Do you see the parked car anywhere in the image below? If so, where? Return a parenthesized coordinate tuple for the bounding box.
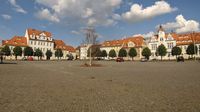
(116, 57, 124, 62)
(27, 56, 33, 61)
(140, 58, 148, 62)
(177, 56, 184, 62)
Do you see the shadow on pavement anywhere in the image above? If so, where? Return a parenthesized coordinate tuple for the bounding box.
(0, 62, 17, 64)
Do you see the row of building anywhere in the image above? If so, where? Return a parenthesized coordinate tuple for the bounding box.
(1, 26, 200, 60)
(1, 28, 76, 60)
(77, 26, 200, 60)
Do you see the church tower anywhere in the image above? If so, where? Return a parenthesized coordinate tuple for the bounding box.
(157, 25, 166, 43)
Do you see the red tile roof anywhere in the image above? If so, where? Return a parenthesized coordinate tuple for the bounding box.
(27, 28, 52, 38)
(54, 40, 75, 52)
(2, 36, 28, 47)
(102, 36, 144, 47)
(172, 32, 200, 45)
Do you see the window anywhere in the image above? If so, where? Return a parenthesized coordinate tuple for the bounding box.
(167, 43, 173, 49)
(160, 37, 163, 41)
(151, 44, 157, 50)
(38, 42, 40, 45)
(47, 42, 49, 46)
(34, 41, 36, 45)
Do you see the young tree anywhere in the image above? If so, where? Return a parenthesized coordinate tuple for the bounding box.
(157, 44, 167, 61)
(109, 49, 116, 59)
(24, 47, 33, 57)
(186, 43, 198, 58)
(46, 50, 52, 60)
(2, 45, 11, 57)
(55, 48, 63, 60)
(128, 47, 137, 61)
(171, 46, 182, 59)
(142, 47, 151, 60)
(13, 46, 22, 60)
(118, 48, 127, 58)
(101, 50, 107, 59)
(34, 48, 43, 60)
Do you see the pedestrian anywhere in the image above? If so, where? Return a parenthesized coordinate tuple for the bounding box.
(0, 55, 3, 63)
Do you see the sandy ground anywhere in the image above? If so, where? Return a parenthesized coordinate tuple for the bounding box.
(0, 60, 200, 112)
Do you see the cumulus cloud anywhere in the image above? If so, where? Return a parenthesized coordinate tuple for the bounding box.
(162, 15, 200, 33)
(133, 31, 154, 38)
(1, 14, 12, 20)
(35, 8, 60, 23)
(122, 1, 176, 23)
(8, 0, 27, 14)
(34, 0, 122, 26)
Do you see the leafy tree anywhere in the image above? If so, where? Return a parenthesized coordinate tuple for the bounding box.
(101, 50, 107, 58)
(46, 50, 52, 60)
(128, 47, 137, 60)
(157, 44, 167, 61)
(55, 48, 63, 60)
(66, 53, 74, 60)
(142, 47, 151, 60)
(171, 46, 182, 59)
(34, 48, 43, 60)
(13, 46, 22, 60)
(24, 47, 33, 57)
(186, 43, 198, 58)
(2, 45, 11, 56)
(118, 48, 127, 58)
(109, 49, 116, 58)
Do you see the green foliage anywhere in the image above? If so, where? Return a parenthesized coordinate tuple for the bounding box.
(24, 47, 33, 57)
(2, 45, 11, 56)
(55, 49, 63, 59)
(34, 48, 43, 60)
(118, 48, 127, 57)
(171, 46, 182, 58)
(142, 47, 151, 60)
(109, 49, 116, 58)
(101, 50, 107, 57)
(46, 50, 52, 60)
(13, 46, 22, 60)
(157, 44, 167, 60)
(186, 44, 198, 56)
(128, 47, 137, 60)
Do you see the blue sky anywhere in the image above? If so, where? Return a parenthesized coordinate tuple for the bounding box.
(0, 0, 200, 47)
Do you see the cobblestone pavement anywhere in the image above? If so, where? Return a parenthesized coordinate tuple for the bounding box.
(0, 61, 200, 112)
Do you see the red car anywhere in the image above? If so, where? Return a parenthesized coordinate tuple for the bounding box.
(116, 57, 124, 62)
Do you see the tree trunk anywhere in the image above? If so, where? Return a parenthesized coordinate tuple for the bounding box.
(38, 56, 39, 61)
(161, 56, 163, 61)
(176, 55, 177, 60)
(15, 55, 17, 60)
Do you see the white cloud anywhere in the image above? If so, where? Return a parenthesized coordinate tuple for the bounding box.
(35, 8, 60, 23)
(34, 0, 122, 26)
(122, 1, 176, 23)
(71, 30, 81, 35)
(162, 15, 200, 33)
(133, 31, 154, 38)
(8, 0, 27, 14)
(1, 14, 12, 20)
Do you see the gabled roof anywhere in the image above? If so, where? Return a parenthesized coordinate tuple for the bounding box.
(2, 36, 28, 47)
(27, 28, 52, 38)
(54, 40, 75, 52)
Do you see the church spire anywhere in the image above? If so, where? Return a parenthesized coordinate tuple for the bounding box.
(158, 25, 164, 32)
